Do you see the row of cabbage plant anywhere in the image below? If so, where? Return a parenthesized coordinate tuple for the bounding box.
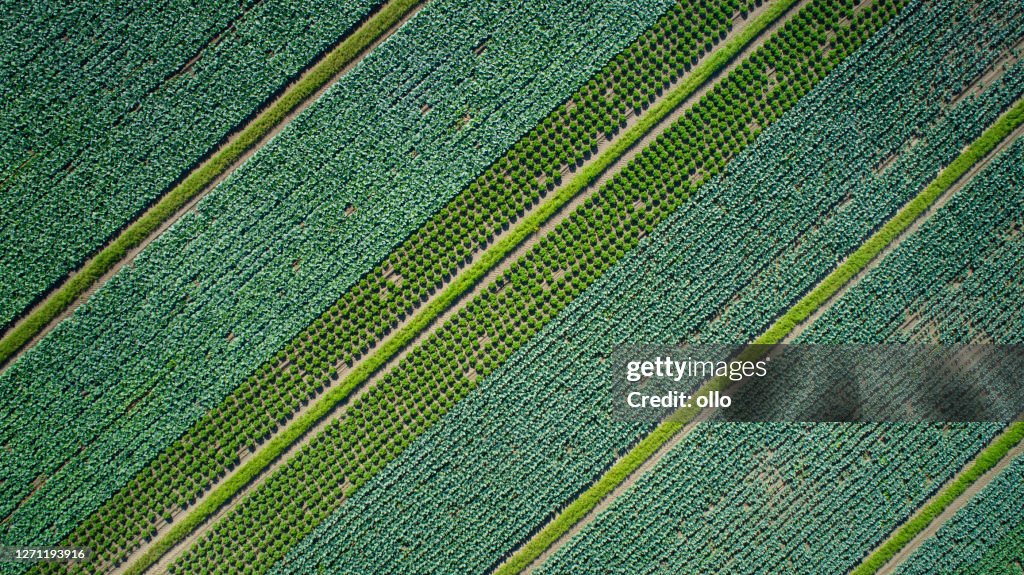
(1, 1, 674, 570)
(537, 424, 1002, 574)
(0, 0, 389, 327)
(731, 136, 1024, 423)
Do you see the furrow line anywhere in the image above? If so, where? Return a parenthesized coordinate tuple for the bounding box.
(498, 94, 1024, 575)
(124, 3, 804, 573)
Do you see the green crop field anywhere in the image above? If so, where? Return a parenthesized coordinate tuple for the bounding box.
(2, 0, 1022, 574)
(0, 0, 390, 330)
(894, 451, 1024, 575)
(534, 131, 1024, 575)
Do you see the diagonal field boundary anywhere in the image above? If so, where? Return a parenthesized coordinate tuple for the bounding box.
(0, 0, 426, 370)
(118, 2, 805, 573)
(851, 425, 1024, 575)
(138, 0, 801, 569)
(492, 95, 1024, 575)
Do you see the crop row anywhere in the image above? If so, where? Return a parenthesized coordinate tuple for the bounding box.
(46, 0, 748, 571)
(0, 0, 388, 329)
(741, 135, 1024, 423)
(893, 453, 1024, 574)
(170, 1, 952, 572)
(856, 422, 1024, 575)
(538, 424, 1002, 574)
(536, 124, 1024, 575)
(2, 0, 673, 570)
(0, 0, 428, 370)
(814, 137, 1024, 574)
(260, 3, 1024, 573)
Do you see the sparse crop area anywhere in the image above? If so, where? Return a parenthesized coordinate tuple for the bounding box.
(537, 424, 1004, 575)
(1, 0, 1022, 574)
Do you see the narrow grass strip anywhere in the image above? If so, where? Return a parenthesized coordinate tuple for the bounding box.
(850, 422, 1024, 575)
(0, 0, 424, 368)
(759, 100, 1024, 345)
(493, 96, 1024, 575)
(122, 3, 800, 573)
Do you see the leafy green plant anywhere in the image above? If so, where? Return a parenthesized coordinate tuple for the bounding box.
(0, 0, 398, 335)
(6, 1, 674, 573)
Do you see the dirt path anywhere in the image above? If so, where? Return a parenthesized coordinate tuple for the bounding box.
(786, 119, 1024, 342)
(0, 0, 427, 374)
(138, 2, 806, 572)
(515, 119, 1024, 575)
(869, 439, 1024, 575)
(485, 1, 825, 572)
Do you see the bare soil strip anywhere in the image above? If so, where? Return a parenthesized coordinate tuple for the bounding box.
(133, 2, 800, 572)
(0, 0, 426, 372)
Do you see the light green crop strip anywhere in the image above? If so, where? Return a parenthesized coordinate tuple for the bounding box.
(495, 95, 1024, 575)
(122, 1, 802, 573)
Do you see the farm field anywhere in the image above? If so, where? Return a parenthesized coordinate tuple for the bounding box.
(893, 452, 1024, 575)
(0, 0, 672, 570)
(47, 0, 773, 571)
(170, 1, 1024, 574)
(1, 0, 1022, 574)
(163, 0, 910, 572)
(532, 132, 1024, 575)
(537, 424, 1005, 575)
(0, 0, 392, 331)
